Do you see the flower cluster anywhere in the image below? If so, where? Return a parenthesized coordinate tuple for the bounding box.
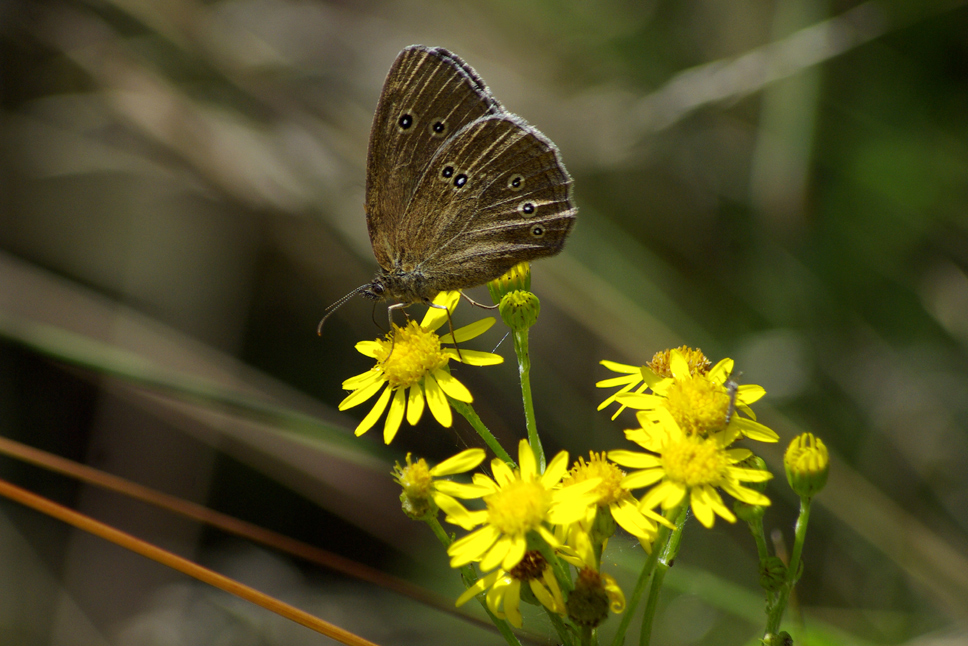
(602, 347, 776, 528)
(331, 264, 821, 642)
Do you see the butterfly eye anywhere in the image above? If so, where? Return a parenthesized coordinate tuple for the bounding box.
(440, 165, 455, 180)
(530, 225, 545, 238)
(454, 173, 468, 188)
(519, 201, 536, 215)
(429, 119, 449, 137)
(507, 174, 525, 191)
(397, 113, 414, 131)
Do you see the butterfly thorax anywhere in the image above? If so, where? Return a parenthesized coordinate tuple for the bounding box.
(364, 267, 437, 304)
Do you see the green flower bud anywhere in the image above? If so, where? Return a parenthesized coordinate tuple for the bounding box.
(759, 556, 787, 592)
(499, 290, 540, 331)
(487, 261, 531, 304)
(566, 567, 610, 628)
(761, 631, 793, 646)
(784, 433, 829, 500)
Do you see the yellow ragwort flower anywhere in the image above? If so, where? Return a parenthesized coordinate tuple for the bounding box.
(615, 348, 778, 443)
(444, 439, 601, 572)
(610, 409, 773, 528)
(393, 449, 487, 520)
(596, 346, 711, 420)
(560, 452, 669, 546)
(338, 291, 502, 444)
(456, 550, 565, 628)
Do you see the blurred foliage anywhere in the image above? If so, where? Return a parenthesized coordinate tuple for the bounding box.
(2, 0, 968, 644)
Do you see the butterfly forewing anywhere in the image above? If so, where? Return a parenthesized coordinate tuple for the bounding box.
(394, 115, 575, 290)
(365, 46, 503, 268)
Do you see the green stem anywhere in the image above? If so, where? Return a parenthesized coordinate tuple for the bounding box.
(513, 329, 544, 471)
(426, 517, 522, 646)
(748, 514, 770, 562)
(450, 398, 515, 466)
(580, 624, 594, 646)
(639, 506, 687, 646)
(764, 497, 811, 636)
(609, 504, 684, 646)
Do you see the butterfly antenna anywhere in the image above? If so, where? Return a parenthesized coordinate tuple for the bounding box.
(317, 284, 370, 336)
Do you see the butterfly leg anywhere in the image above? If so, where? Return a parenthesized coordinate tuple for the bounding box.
(458, 291, 499, 310)
(425, 300, 464, 363)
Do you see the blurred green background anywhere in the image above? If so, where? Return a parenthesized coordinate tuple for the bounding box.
(2, 0, 968, 644)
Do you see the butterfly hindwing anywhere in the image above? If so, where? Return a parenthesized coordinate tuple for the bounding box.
(394, 114, 575, 291)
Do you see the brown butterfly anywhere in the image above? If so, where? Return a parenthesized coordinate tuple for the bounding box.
(321, 45, 576, 330)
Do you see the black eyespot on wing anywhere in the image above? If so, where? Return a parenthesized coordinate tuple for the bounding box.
(454, 174, 468, 188)
(398, 113, 413, 130)
(440, 165, 455, 180)
(519, 201, 535, 215)
(430, 120, 449, 137)
(530, 225, 545, 237)
(507, 173, 524, 191)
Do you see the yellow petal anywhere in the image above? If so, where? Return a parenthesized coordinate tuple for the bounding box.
(518, 439, 536, 480)
(448, 525, 501, 567)
(541, 450, 569, 487)
(596, 374, 641, 389)
(406, 381, 425, 425)
(491, 459, 514, 485)
(737, 384, 766, 405)
(431, 448, 486, 476)
(456, 570, 499, 607)
(439, 317, 495, 344)
(433, 369, 473, 402)
(690, 487, 715, 528)
(734, 417, 780, 442)
(669, 350, 691, 379)
(435, 480, 492, 499)
(501, 535, 528, 571)
(424, 375, 453, 427)
(383, 387, 406, 444)
(353, 386, 391, 436)
(421, 291, 460, 331)
(600, 360, 641, 374)
(341, 369, 382, 390)
(609, 450, 661, 469)
(622, 469, 665, 490)
(707, 358, 734, 383)
(354, 340, 383, 358)
(443, 348, 504, 365)
(338, 376, 384, 410)
(503, 579, 523, 627)
(481, 536, 512, 572)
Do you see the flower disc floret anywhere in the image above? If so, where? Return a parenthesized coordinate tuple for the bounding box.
(377, 321, 448, 389)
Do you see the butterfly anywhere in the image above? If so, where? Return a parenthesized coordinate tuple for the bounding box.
(321, 45, 576, 330)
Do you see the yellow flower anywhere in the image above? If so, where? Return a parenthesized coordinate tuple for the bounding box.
(560, 453, 670, 547)
(455, 550, 565, 628)
(614, 348, 778, 443)
(610, 410, 773, 528)
(596, 346, 711, 420)
(444, 439, 601, 572)
(393, 449, 487, 520)
(338, 292, 502, 444)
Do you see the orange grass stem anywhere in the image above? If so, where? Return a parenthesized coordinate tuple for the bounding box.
(0, 435, 438, 606)
(0, 476, 380, 646)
